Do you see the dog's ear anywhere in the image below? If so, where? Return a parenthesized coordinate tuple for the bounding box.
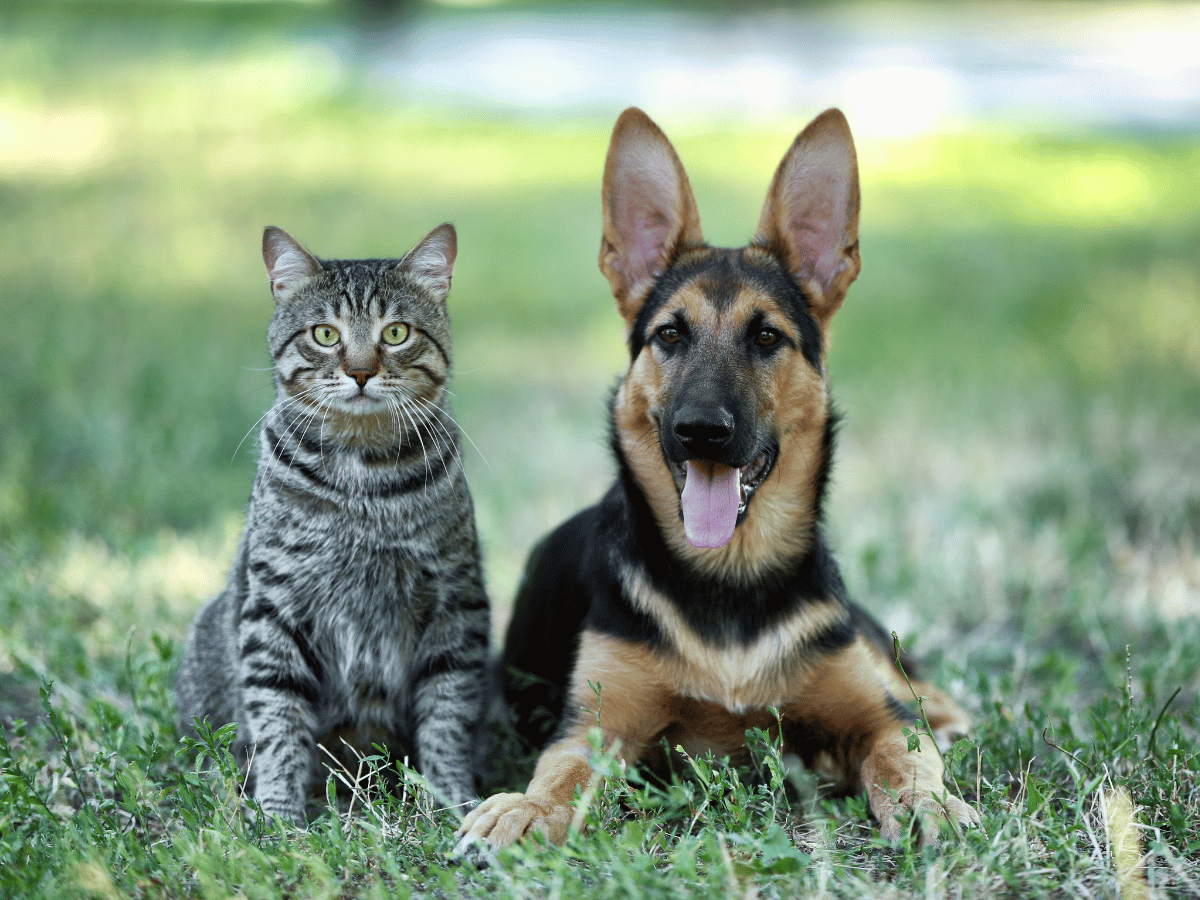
(600, 108, 704, 324)
(756, 108, 860, 327)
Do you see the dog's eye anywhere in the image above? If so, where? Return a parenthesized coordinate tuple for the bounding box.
(657, 326, 682, 345)
(755, 328, 781, 347)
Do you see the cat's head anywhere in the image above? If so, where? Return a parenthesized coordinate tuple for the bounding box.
(261, 224, 457, 419)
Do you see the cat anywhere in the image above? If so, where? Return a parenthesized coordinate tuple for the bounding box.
(175, 223, 490, 825)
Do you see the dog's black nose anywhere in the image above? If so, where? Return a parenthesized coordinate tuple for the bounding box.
(673, 404, 735, 452)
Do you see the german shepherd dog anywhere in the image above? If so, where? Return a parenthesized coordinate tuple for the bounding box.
(458, 108, 978, 850)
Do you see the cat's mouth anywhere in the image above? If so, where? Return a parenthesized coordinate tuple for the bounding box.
(345, 398, 387, 416)
(334, 384, 387, 414)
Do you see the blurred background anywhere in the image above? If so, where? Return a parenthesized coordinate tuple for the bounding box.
(1, 0, 1198, 719)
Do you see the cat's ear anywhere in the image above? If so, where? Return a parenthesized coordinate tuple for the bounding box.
(262, 227, 322, 303)
(399, 223, 457, 303)
(600, 107, 704, 325)
(754, 108, 860, 327)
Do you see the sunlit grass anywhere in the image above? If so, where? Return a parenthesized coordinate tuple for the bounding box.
(861, 135, 1195, 226)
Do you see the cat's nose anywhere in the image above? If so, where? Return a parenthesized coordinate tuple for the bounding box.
(348, 368, 375, 388)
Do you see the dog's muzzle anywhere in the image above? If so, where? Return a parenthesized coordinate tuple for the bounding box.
(665, 403, 775, 549)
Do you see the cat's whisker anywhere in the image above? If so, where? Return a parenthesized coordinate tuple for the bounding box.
(413, 399, 457, 486)
(233, 412, 273, 464)
(406, 394, 464, 482)
(234, 398, 294, 463)
(317, 403, 331, 460)
(383, 396, 405, 464)
(275, 391, 323, 442)
(407, 393, 469, 471)
(402, 402, 439, 493)
(271, 397, 325, 486)
(433, 385, 482, 451)
(382, 395, 408, 459)
(393, 397, 433, 492)
(232, 387, 324, 463)
(411, 392, 488, 470)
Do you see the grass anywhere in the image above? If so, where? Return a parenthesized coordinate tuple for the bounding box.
(2, 3, 1199, 897)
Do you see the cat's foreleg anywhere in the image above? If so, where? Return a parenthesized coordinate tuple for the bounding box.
(410, 599, 489, 810)
(238, 601, 323, 825)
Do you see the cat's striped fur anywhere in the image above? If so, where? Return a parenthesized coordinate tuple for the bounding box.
(175, 223, 489, 824)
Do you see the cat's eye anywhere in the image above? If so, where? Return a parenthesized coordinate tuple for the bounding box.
(312, 325, 340, 347)
(381, 322, 410, 346)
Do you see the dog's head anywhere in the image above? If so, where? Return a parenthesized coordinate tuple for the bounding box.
(603, 108, 860, 573)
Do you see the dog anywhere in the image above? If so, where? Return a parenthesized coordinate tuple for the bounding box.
(458, 107, 978, 851)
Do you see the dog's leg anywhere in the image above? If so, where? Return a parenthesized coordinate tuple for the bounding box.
(852, 601, 972, 750)
(457, 631, 670, 850)
(858, 725, 978, 845)
(785, 636, 979, 846)
(870, 647, 972, 750)
(899, 680, 972, 750)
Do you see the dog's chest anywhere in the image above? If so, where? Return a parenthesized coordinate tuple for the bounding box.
(663, 699, 777, 763)
(668, 636, 796, 714)
(625, 571, 840, 714)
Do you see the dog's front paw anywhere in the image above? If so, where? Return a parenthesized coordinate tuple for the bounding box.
(453, 792, 573, 851)
(869, 784, 980, 847)
(862, 733, 981, 847)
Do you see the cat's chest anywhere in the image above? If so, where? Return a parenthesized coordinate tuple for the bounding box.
(245, 494, 446, 721)
(297, 536, 436, 655)
(326, 613, 416, 689)
(253, 481, 437, 582)
(310, 576, 428, 729)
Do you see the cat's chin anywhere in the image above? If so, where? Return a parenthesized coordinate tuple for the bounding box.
(320, 406, 400, 448)
(337, 394, 389, 416)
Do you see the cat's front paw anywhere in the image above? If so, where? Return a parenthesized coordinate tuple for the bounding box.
(248, 796, 308, 831)
(453, 792, 572, 851)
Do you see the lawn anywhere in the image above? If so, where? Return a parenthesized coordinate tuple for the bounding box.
(1, 3, 1198, 898)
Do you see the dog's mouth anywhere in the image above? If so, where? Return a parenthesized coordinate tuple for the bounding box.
(673, 448, 775, 549)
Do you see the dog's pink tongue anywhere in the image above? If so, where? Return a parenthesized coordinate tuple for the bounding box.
(680, 461, 740, 549)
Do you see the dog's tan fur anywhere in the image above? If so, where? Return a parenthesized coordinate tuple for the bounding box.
(459, 107, 976, 853)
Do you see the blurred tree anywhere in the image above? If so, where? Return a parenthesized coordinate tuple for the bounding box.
(344, 0, 419, 29)
(341, 0, 420, 64)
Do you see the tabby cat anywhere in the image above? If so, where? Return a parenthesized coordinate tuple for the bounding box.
(175, 223, 489, 824)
